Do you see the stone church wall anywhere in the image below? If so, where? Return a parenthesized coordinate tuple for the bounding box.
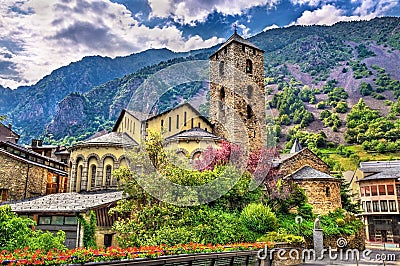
(279, 149, 330, 175)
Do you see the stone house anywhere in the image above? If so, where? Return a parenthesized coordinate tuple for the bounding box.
(0, 141, 68, 202)
(6, 190, 123, 249)
(288, 165, 342, 214)
(0, 123, 19, 144)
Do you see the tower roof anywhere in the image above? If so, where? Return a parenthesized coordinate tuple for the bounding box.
(210, 31, 264, 58)
(290, 138, 303, 154)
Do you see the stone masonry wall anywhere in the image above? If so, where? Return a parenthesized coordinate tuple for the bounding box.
(210, 40, 266, 153)
(0, 153, 48, 201)
(298, 180, 342, 215)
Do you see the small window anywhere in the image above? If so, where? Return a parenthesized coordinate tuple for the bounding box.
(65, 216, 78, 225)
(168, 117, 172, 132)
(365, 186, 371, 196)
(253, 48, 256, 55)
(387, 185, 395, 195)
(242, 44, 245, 52)
(106, 165, 112, 187)
(205, 128, 208, 132)
(366, 201, 371, 212)
(389, 200, 397, 212)
(38, 216, 51, 225)
(176, 115, 179, 129)
(161, 119, 164, 129)
(371, 186, 378, 196)
(380, 201, 388, 212)
(198, 122, 201, 128)
(0, 189, 8, 202)
(360, 187, 365, 197)
(216, 53, 219, 60)
(378, 185, 386, 195)
(220, 87, 225, 102)
(245, 59, 253, 74)
(224, 47, 227, 54)
(184, 112, 187, 126)
(191, 118, 194, 129)
(247, 105, 252, 119)
(326, 187, 331, 197)
(372, 201, 379, 212)
(52, 216, 64, 225)
(91, 165, 96, 189)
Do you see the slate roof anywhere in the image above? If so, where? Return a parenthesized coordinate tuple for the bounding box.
(165, 127, 222, 141)
(357, 170, 400, 182)
(75, 132, 138, 148)
(212, 32, 264, 57)
(290, 165, 337, 181)
(359, 160, 400, 173)
(6, 191, 124, 213)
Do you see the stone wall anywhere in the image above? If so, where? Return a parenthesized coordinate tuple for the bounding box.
(279, 149, 330, 175)
(298, 179, 342, 215)
(0, 153, 47, 201)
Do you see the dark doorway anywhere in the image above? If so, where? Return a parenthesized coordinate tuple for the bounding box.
(104, 234, 113, 247)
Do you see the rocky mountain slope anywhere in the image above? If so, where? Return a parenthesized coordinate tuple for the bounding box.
(2, 17, 400, 146)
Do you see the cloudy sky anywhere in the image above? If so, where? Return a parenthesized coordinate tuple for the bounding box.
(1, 0, 399, 89)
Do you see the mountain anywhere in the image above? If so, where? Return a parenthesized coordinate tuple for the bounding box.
(3, 48, 205, 142)
(3, 17, 400, 146)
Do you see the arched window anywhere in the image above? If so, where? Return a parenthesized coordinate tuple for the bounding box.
(247, 104, 252, 119)
(246, 59, 253, 74)
(90, 165, 96, 189)
(105, 165, 112, 188)
(219, 61, 224, 76)
(193, 151, 202, 160)
(326, 187, 331, 197)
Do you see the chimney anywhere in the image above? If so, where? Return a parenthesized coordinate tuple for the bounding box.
(38, 140, 43, 146)
(32, 139, 37, 147)
(8, 124, 12, 130)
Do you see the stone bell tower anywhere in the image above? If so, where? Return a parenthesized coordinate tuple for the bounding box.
(209, 29, 266, 152)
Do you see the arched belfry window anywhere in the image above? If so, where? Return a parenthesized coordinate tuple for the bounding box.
(246, 59, 253, 74)
(105, 165, 112, 187)
(90, 165, 96, 189)
(219, 61, 224, 76)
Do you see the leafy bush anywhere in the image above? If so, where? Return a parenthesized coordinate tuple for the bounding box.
(240, 204, 277, 234)
(0, 205, 66, 252)
(257, 229, 305, 246)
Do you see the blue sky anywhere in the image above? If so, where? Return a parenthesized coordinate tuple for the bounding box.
(0, 0, 399, 89)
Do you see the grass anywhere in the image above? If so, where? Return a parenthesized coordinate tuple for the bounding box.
(320, 145, 400, 171)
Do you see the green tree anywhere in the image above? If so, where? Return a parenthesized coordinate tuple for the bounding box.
(0, 205, 66, 252)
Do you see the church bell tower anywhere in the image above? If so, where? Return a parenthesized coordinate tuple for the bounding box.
(209, 29, 266, 153)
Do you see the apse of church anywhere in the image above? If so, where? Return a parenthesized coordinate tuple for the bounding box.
(209, 31, 266, 153)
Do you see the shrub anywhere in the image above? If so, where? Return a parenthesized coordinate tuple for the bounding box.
(257, 229, 304, 246)
(240, 203, 277, 234)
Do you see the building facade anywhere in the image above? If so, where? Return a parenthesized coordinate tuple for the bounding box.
(355, 161, 400, 244)
(0, 141, 68, 202)
(0, 123, 19, 144)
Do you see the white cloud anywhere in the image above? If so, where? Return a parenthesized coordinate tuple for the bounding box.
(294, 4, 375, 26)
(263, 24, 279, 31)
(352, 0, 399, 16)
(0, 0, 223, 89)
(147, 0, 280, 25)
(290, 0, 323, 7)
(293, 0, 399, 26)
